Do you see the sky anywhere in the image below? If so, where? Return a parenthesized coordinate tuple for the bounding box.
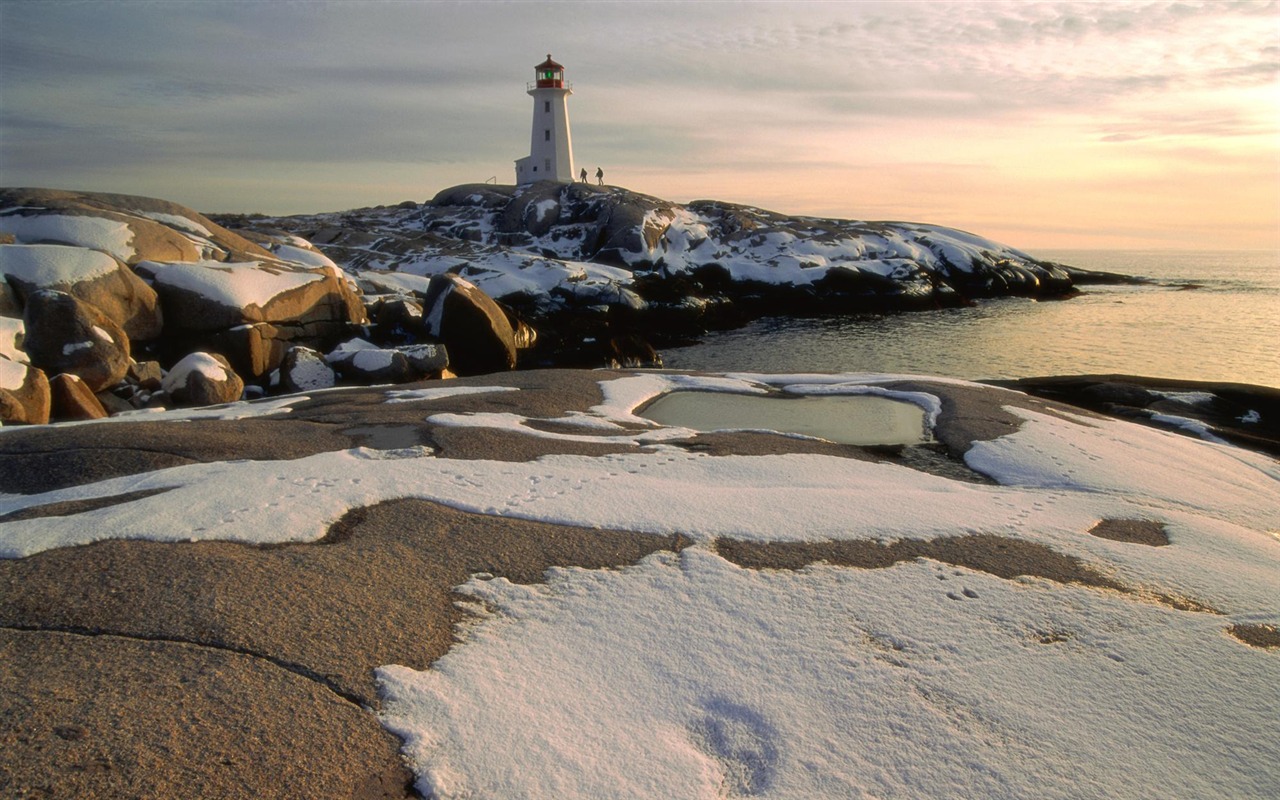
(0, 0, 1277, 250)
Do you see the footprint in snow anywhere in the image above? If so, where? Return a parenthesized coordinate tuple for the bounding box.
(690, 697, 778, 796)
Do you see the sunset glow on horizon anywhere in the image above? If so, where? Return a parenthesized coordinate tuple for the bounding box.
(1, 0, 1276, 252)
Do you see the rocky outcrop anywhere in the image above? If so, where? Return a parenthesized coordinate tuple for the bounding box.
(223, 182, 1115, 369)
(21, 290, 130, 392)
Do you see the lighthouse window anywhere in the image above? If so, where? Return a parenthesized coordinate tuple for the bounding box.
(545, 129, 550, 142)
(544, 100, 551, 113)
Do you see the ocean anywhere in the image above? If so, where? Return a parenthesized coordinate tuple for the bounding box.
(661, 250, 1279, 389)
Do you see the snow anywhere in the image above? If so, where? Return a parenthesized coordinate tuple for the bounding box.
(532, 198, 558, 224)
(136, 259, 325, 309)
(271, 243, 338, 269)
(0, 243, 121, 286)
(284, 350, 335, 390)
(0, 357, 28, 391)
(161, 352, 227, 394)
(61, 341, 93, 356)
(129, 210, 212, 238)
(379, 549, 1278, 800)
(0, 213, 135, 262)
(0, 318, 25, 363)
(1152, 390, 1217, 406)
(385, 386, 520, 404)
(352, 349, 397, 372)
(1150, 413, 1231, 445)
(0, 371, 1276, 798)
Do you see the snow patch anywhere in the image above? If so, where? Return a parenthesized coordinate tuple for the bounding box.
(137, 260, 325, 309)
(0, 214, 135, 262)
(0, 244, 121, 286)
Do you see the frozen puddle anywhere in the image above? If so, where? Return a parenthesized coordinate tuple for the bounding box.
(638, 391, 931, 445)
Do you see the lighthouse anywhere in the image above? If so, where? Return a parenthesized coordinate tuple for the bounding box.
(515, 55, 575, 184)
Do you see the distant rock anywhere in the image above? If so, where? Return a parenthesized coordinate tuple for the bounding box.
(161, 351, 244, 407)
(21, 290, 130, 392)
(0, 358, 50, 425)
(126, 360, 164, 391)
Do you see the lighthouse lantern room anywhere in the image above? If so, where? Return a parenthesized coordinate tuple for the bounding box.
(515, 55, 575, 184)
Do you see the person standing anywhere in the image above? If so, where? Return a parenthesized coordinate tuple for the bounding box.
(596, 166, 604, 186)
(580, 167, 588, 183)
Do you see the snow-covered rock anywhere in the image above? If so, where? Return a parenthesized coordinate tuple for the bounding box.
(0, 243, 163, 341)
(280, 345, 336, 393)
(21, 289, 130, 392)
(325, 338, 449, 385)
(161, 351, 244, 407)
(0, 316, 24, 363)
(133, 259, 362, 334)
(235, 182, 1084, 330)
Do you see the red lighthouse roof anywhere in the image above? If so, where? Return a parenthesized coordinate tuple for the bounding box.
(534, 54, 565, 89)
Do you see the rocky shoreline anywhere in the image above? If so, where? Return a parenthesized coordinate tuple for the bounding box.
(2, 184, 1151, 427)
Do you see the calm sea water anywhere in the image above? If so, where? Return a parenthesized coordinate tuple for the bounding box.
(662, 250, 1280, 388)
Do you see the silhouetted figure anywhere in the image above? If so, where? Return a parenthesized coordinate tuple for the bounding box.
(596, 167, 604, 186)
(580, 167, 587, 183)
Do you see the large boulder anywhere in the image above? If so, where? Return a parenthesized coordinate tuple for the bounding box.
(421, 274, 516, 376)
(161, 352, 244, 407)
(0, 243, 163, 341)
(133, 259, 365, 334)
(21, 290, 130, 392)
(0, 358, 50, 425)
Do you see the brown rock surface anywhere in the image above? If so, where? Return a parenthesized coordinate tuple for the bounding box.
(48, 372, 108, 421)
(0, 369, 1181, 796)
(21, 289, 130, 392)
(0, 359, 50, 425)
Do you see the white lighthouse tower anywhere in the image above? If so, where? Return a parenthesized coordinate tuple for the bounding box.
(515, 55, 575, 184)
